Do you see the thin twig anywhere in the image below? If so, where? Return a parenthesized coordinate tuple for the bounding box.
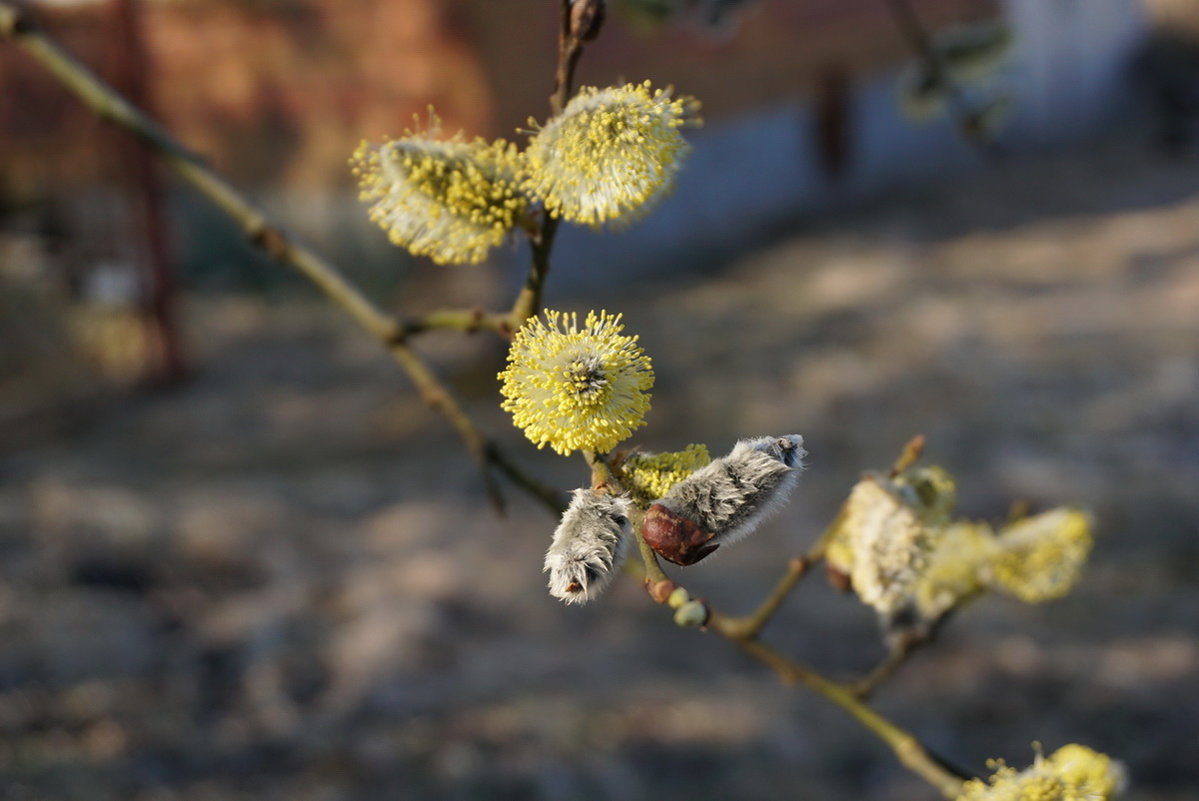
(510, 0, 586, 326)
(883, 0, 1003, 159)
(551, 0, 586, 116)
(709, 556, 813, 641)
(511, 215, 560, 325)
(490, 445, 568, 515)
(393, 307, 517, 342)
(738, 639, 967, 798)
(0, 2, 563, 514)
(850, 631, 928, 700)
(710, 505, 845, 640)
(889, 432, 926, 477)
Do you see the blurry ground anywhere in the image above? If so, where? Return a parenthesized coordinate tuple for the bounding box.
(2, 135, 1198, 801)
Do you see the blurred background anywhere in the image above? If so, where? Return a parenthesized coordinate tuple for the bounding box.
(2, 0, 1198, 799)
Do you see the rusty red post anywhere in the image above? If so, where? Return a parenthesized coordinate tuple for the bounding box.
(109, 0, 184, 384)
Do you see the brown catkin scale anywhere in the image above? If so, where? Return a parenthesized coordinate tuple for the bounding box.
(642, 503, 719, 566)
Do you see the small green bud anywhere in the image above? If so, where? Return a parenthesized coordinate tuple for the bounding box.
(673, 599, 709, 628)
(667, 587, 691, 609)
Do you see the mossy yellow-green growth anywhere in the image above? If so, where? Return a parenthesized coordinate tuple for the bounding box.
(351, 123, 527, 265)
(523, 81, 700, 227)
(498, 310, 654, 456)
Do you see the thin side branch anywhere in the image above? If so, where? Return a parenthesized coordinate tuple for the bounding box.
(394, 307, 517, 341)
(850, 631, 929, 700)
(883, 0, 1004, 159)
(510, 0, 588, 325)
(511, 215, 560, 325)
(738, 639, 967, 799)
(709, 556, 813, 641)
(710, 505, 846, 640)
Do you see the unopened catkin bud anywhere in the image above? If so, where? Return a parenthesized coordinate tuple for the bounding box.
(570, 0, 606, 42)
(838, 475, 937, 617)
(545, 489, 632, 604)
(667, 586, 691, 609)
(673, 599, 709, 628)
(642, 434, 805, 565)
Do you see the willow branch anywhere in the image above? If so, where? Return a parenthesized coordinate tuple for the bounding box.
(512, 216, 560, 325)
(619, 483, 965, 794)
(551, 0, 587, 117)
(739, 639, 967, 798)
(653, 572, 969, 797)
(710, 504, 846, 640)
(394, 307, 517, 341)
(851, 633, 928, 700)
(708, 556, 813, 641)
(0, 3, 565, 515)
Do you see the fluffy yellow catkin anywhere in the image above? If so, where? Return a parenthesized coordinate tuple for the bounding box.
(522, 81, 700, 227)
(498, 310, 654, 456)
(987, 508, 1093, 603)
(911, 519, 997, 622)
(351, 124, 526, 265)
(957, 743, 1126, 801)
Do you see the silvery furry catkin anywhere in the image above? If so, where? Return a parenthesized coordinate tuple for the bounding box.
(642, 434, 805, 565)
(544, 489, 633, 604)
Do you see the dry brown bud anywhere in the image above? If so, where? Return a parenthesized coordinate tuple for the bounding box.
(826, 562, 853, 593)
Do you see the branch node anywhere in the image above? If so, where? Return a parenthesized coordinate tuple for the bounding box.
(0, 3, 32, 38)
(466, 307, 485, 334)
(647, 578, 678, 604)
(248, 223, 289, 261)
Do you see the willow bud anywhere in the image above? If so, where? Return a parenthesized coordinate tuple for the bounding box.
(570, 0, 606, 42)
(642, 435, 805, 565)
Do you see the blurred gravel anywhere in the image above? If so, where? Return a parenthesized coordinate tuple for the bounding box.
(2, 136, 1198, 800)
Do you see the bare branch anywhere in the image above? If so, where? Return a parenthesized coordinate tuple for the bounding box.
(0, 3, 563, 515)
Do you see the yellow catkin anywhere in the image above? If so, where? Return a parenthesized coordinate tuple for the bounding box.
(498, 310, 654, 456)
(351, 125, 527, 265)
(837, 475, 940, 617)
(622, 444, 712, 501)
(957, 744, 1126, 801)
(987, 508, 1092, 603)
(912, 520, 997, 622)
(522, 81, 701, 227)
